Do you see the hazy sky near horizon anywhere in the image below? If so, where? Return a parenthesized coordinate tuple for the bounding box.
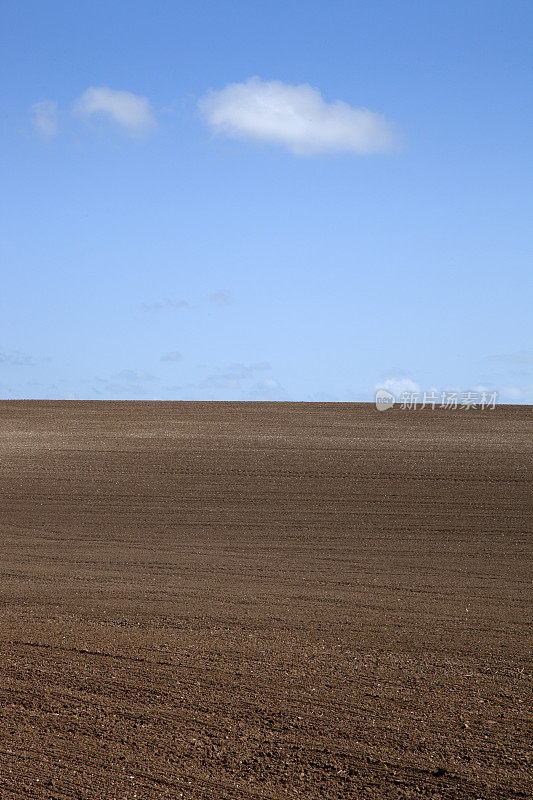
(1, 0, 532, 402)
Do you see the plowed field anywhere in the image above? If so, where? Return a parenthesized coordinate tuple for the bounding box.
(0, 401, 531, 799)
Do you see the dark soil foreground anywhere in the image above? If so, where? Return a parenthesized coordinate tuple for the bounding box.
(0, 401, 531, 800)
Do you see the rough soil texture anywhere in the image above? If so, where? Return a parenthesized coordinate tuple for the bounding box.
(0, 400, 531, 800)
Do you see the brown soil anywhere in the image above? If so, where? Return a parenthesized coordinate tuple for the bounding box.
(0, 400, 531, 799)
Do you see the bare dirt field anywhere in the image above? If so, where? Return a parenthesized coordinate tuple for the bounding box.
(0, 400, 531, 799)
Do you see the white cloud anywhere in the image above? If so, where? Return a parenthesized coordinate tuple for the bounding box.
(73, 87, 155, 134)
(198, 77, 398, 156)
(375, 377, 420, 398)
(30, 100, 59, 138)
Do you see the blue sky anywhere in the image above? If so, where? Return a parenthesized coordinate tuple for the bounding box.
(1, 0, 532, 402)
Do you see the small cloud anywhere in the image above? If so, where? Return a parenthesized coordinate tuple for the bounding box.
(375, 377, 420, 397)
(30, 99, 59, 138)
(73, 87, 156, 135)
(487, 351, 533, 365)
(118, 369, 155, 381)
(209, 291, 232, 306)
(141, 298, 189, 312)
(161, 351, 182, 362)
(199, 77, 399, 156)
